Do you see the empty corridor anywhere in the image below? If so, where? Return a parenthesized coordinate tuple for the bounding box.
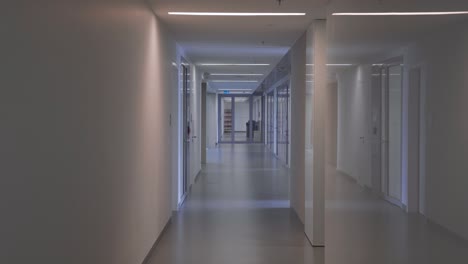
(146, 145, 468, 264)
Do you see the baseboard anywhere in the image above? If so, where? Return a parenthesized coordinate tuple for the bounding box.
(336, 170, 407, 211)
(424, 217, 468, 243)
(142, 217, 172, 264)
(304, 232, 325, 248)
(362, 184, 373, 193)
(336, 170, 374, 192)
(336, 169, 358, 183)
(290, 207, 305, 227)
(178, 193, 188, 209)
(194, 169, 202, 183)
(382, 195, 404, 209)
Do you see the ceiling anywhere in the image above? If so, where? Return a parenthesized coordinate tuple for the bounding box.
(328, 0, 468, 64)
(147, 0, 328, 92)
(147, 0, 468, 92)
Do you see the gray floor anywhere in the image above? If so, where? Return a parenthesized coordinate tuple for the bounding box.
(221, 131, 263, 142)
(147, 144, 468, 264)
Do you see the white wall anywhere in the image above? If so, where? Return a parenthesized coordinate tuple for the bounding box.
(206, 93, 218, 148)
(334, 21, 468, 241)
(326, 82, 338, 167)
(234, 101, 250, 131)
(405, 22, 468, 239)
(289, 33, 306, 223)
(0, 2, 177, 263)
(337, 65, 372, 187)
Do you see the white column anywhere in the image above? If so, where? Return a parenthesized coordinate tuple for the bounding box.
(305, 20, 327, 247)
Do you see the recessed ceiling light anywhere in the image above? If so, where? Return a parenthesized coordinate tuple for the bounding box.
(199, 63, 270, 66)
(168, 12, 306, 16)
(210, 73, 264, 76)
(211, 80, 258, 83)
(332, 11, 468, 16)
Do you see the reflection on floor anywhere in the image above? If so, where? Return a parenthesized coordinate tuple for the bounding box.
(234, 131, 247, 141)
(221, 131, 263, 142)
(147, 145, 468, 264)
(220, 132, 231, 141)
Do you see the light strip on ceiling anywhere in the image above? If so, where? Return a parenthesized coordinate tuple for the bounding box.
(168, 12, 306, 16)
(306, 64, 354, 66)
(332, 11, 468, 16)
(210, 73, 264, 76)
(220, 89, 254, 91)
(211, 80, 258, 83)
(199, 63, 270, 66)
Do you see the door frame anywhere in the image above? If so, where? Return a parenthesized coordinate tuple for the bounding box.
(372, 57, 404, 208)
(181, 59, 190, 202)
(407, 66, 425, 214)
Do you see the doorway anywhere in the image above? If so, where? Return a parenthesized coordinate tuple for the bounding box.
(182, 61, 190, 197)
(371, 59, 404, 206)
(264, 81, 290, 166)
(267, 90, 275, 151)
(218, 94, 264, 144)
(277, 84, 290, 164)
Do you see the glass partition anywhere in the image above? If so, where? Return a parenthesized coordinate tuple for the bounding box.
(252, 96, 263, 143)
(217, 94, 265, 144)
(267, 91, 275, 151)
(277, 85, 290, 164)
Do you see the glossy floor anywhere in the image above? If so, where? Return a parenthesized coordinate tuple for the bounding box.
(147, 144, 468, 264)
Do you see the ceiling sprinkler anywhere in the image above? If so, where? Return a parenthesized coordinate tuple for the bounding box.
(277, 0, 283, 6)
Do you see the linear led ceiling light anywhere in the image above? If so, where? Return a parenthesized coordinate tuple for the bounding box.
(332, 11, 468, 16)
(211, 80, 258, 83)
(306, 64, 354, 66)
(199, 63, 270, 66)
(221, 89, 254, 91)
(168, 12, 306, 16)
(227, 91, 253, 94)
(210, 73, 264, 76)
